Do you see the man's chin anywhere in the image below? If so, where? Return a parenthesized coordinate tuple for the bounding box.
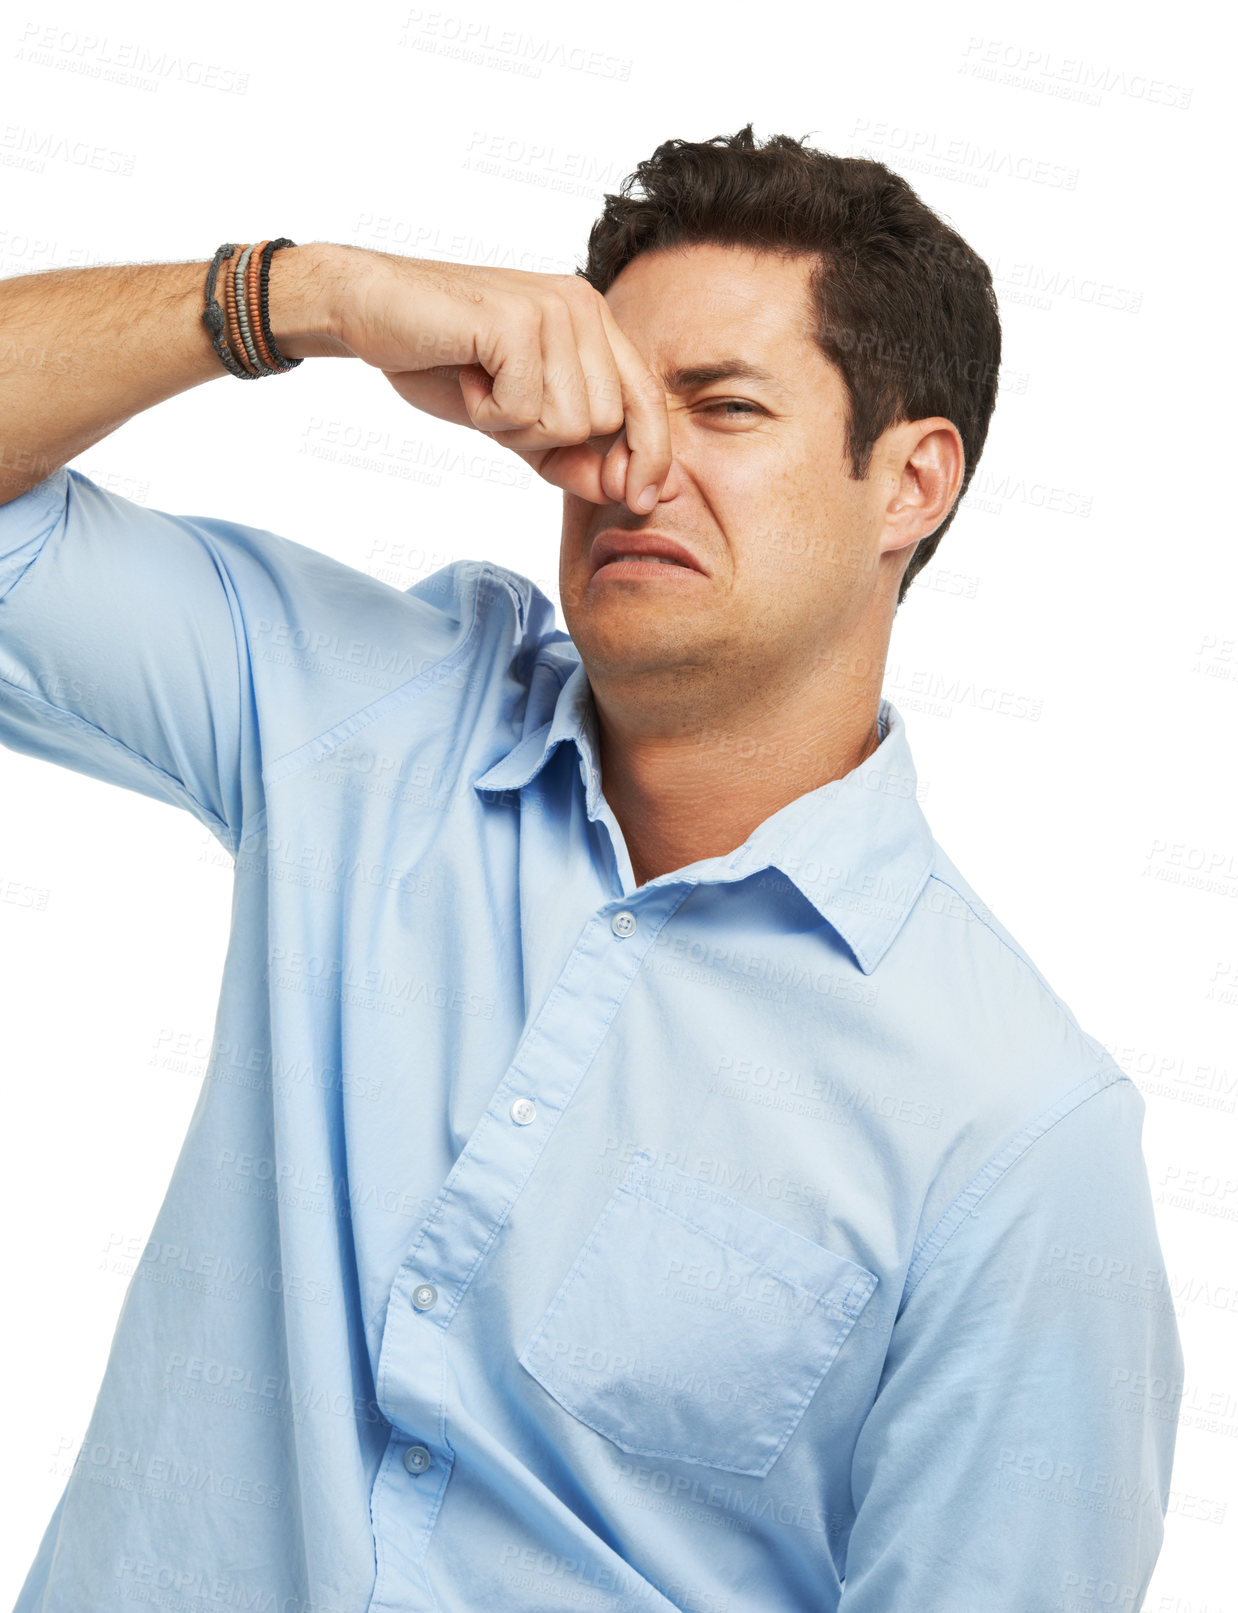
(567, 618, 718, 684)
(567, 580, 712, 629)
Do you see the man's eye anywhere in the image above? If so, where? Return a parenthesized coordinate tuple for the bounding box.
(702, 399, 762, 417)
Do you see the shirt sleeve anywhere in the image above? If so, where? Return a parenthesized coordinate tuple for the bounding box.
(0, 467, 473, 850)
(836, 1071, 1183, 1613)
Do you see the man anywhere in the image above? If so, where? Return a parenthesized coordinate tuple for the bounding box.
(1, 126, 1181, 1611)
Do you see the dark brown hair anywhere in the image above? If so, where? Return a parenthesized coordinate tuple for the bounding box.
(577, 124, 1002, 607)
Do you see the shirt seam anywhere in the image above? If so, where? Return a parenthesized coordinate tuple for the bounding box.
(259, 559, 490, 791)
(925, 869, 1067, 1009)
(0, 467, 70, 605)
(620, 1174, 875, 1314)
(0, 668, 236, 851)
(923, 865, 1115, 1080)
(899, 1062, 1132, 1313)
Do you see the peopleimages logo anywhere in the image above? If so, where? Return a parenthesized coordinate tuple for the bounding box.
(850, 118, 1079, 191)
(397, 10, 633, 80)
(958, 36, 1192, 110)
(14, 23, 249, 94)
(0, 122, 136, 175)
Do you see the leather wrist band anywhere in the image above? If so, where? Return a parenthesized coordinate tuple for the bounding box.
(202, 243, 255, 379)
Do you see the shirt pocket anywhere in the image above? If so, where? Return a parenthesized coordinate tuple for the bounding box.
(518, 1150, 878, 1478)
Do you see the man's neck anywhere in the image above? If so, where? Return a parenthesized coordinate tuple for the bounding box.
(591, 677, 884, 888)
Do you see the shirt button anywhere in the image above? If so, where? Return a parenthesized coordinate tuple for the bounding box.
(403, 1444, 432, 1476)
(411, 1283, 437, 1311)
(611, 910, 637, 937)
(510, 1097, 536, 1126)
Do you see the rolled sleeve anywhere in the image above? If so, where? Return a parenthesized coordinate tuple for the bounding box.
(837, 1073, 1183, 1613)
(0, 468, 471, 849)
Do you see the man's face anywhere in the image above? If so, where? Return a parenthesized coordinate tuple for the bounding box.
(558, 242, 916, 706)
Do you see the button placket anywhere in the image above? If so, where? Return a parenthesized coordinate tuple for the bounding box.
(376, 884, 693, 1436)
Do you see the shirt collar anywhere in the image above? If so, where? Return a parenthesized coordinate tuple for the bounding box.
(474, 662, 935, 975)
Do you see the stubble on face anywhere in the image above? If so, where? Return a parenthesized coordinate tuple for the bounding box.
(558, 242, 886, 739)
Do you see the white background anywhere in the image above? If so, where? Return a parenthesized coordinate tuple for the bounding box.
(1, 0, 1233, 1606)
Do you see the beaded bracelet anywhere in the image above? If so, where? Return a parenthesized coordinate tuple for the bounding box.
(257, 239, 302, 372)
(233, 244, 259, 372)
(202, 238, 303, 378)
(225, 248, 248, 371)
(246, 240, 281, 373)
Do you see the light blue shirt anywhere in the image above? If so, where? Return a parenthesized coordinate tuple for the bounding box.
(2, 467, 1182, 1613)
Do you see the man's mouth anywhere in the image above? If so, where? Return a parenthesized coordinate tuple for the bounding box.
(602, 554, 692, 567)
(588, 532, 708, 576)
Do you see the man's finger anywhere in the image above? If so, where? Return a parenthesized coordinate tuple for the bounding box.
(517, 439, 614, 505)
(469, 303, 544, 430)
(567, 295, 626, 442)
(598, 301, 671, 512)
(599, 425, 630, 506)
(533, 296, 590, 441)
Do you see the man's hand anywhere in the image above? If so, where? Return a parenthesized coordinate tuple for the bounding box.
(0, 241, 670, 512)
(331, 252, 672, 514)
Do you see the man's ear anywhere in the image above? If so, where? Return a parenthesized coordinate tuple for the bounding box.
(880, 418, 964, 557)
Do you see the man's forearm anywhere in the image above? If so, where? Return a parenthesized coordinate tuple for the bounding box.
(0, 242, 356, 505)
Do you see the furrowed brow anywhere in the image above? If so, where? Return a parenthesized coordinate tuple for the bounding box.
(659, 359, 787, 396)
